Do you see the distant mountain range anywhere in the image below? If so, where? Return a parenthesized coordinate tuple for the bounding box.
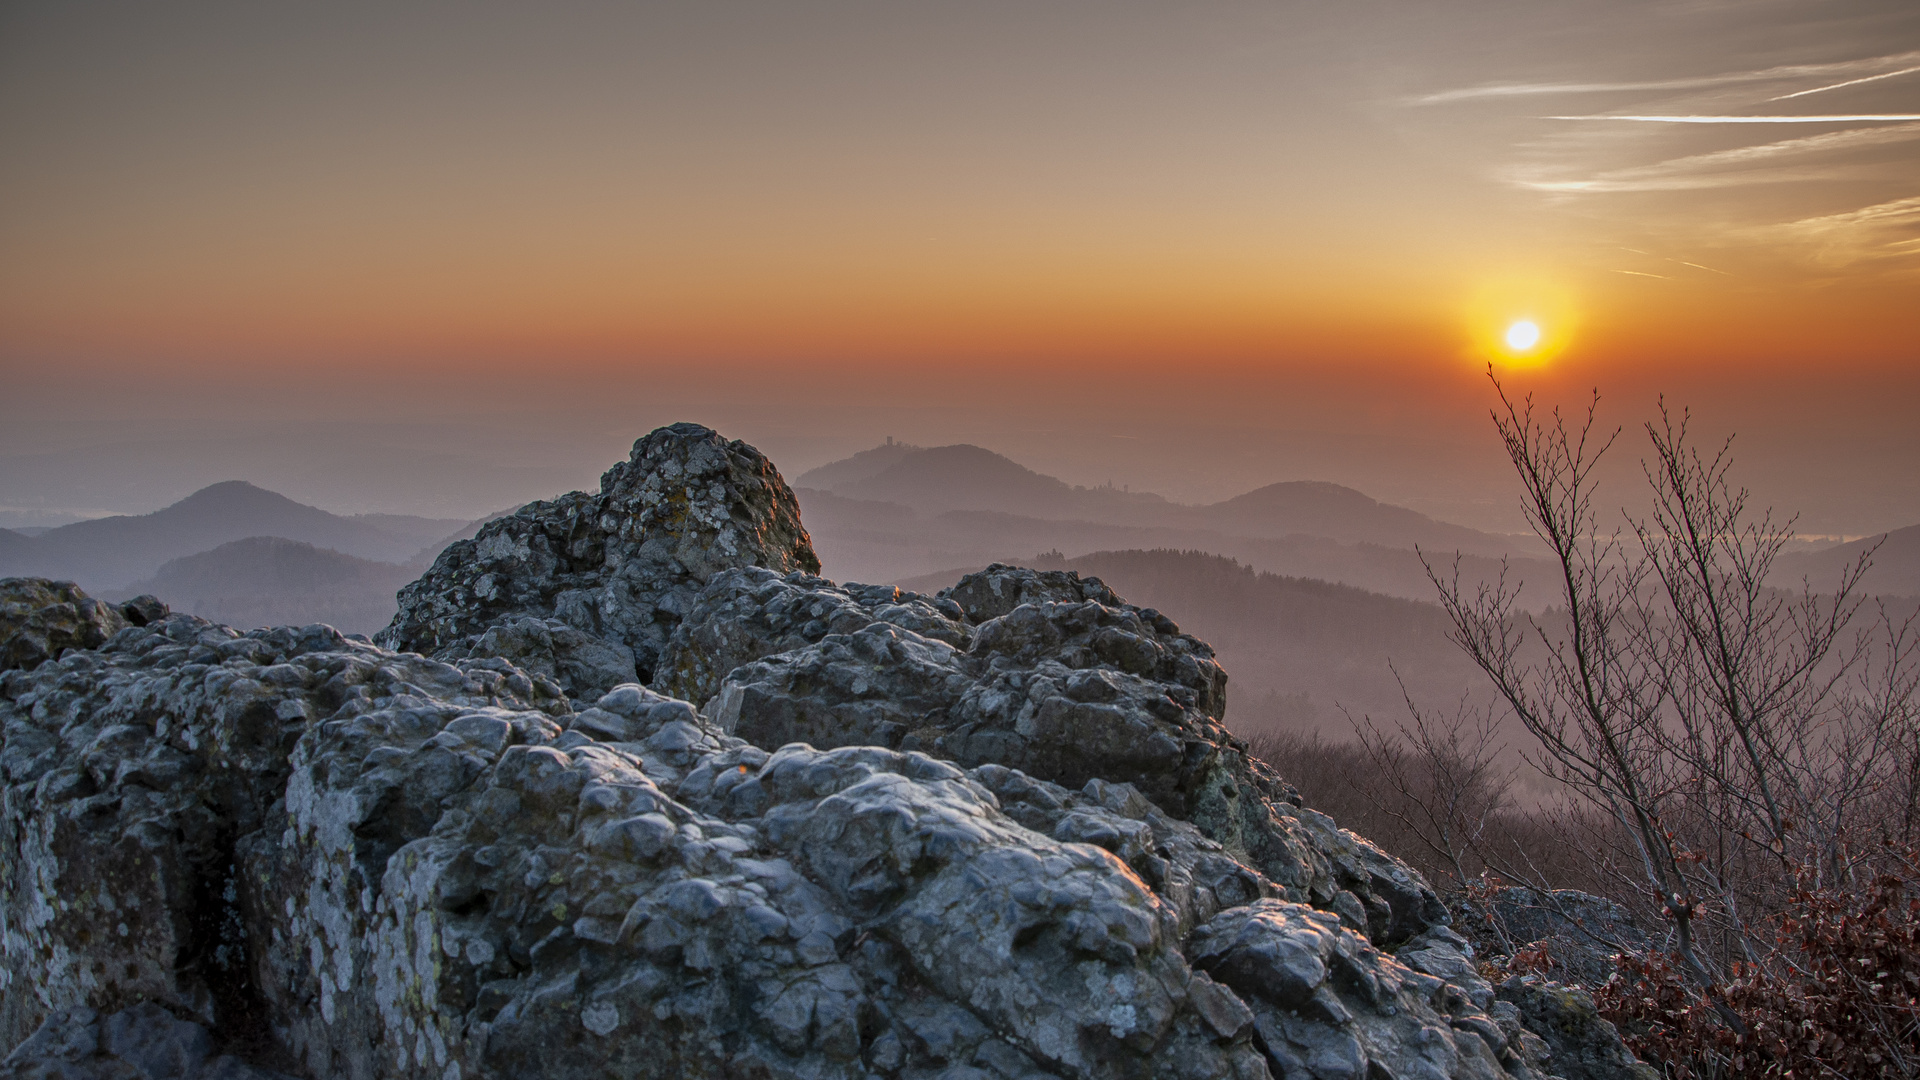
(0, 481, 473, 590)
(798, 439, 1920, 606)
(3, 440, 1912, 661)
(795, 440, 1550, 601)
(796, 442, 1516, 554)
(1771, 524, 1920, 599)
(117, 536, 417, 637)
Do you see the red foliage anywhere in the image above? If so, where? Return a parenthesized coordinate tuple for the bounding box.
(1596, 863, 1920, 1079)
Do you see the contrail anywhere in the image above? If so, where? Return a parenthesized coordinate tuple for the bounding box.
(1771, 65, 1920, 101)
(1547, 114, 1920, 123)
(1412, 51, 1920, 104)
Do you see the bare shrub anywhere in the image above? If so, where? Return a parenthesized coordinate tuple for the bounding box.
(1425, 373, 1920, 1069)
(1241, 719, 1603, 901)
(1597, 846, 1920, 1079)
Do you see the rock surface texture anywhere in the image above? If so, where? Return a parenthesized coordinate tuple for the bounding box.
(3, 425, 1651, 1080)
(1, 579, 167, 674)
(378, 423, 819, 695)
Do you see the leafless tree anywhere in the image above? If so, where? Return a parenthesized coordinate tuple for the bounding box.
(1348, 680, 1514, 893)
(1427, 373, 1919, 1004)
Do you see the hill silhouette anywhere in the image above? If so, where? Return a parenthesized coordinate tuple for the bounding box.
(804, 439, 1519, 548)
(1772, 523, 1920, 598)
(794, 440, 1544, 600)
(1198, 480, 1511, 554)
(793, 438, 923, 491)
(118, 536, 415, 636)
(0, 481, 469, 590)
(0, 528, 42, 568)
(825, 444, 1178, 522)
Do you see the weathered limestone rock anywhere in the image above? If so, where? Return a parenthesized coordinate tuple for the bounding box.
(1191, 902, 1519, 1080)
(1, 1003, 294, 1080)
(0, 614, 569, 1054)
(431, 616, 641, 703)
(3, 614, 1277, 1078)
(699, 564, 1444, 946)
(0, 580, 160, 674)
(378, 423, 818, 694)
(653, 567, 969, 708)
(0, 605, 1601, 1080)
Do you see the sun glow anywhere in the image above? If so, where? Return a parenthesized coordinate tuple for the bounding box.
(1463, 276, 1580, 369)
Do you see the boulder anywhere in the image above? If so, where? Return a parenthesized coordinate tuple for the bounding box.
(1494, 979, 1659, 1080)
(700, 564, 1445, 947)
(653, 567, 969, 708)
(0, 606, 1622, 1080)
(0, 580, 132, 673)
(378, 424, 818, 694)
(4, 613, 1275, 1078)
(1450, 888, 1650, 989)
(0, 613, 569, 1056)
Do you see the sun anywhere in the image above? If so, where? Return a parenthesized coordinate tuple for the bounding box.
(1462, 276, 1579, 369)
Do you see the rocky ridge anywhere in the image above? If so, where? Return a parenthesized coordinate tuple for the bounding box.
(2, 423, 1648, 1080)
(377, 422, 818, 698)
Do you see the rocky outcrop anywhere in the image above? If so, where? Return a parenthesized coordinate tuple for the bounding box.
(1, 1003, 295, 1080)
(1494, 980, 1659, 1080)
(1451, 888, 1650, 990)
(3, 423, 1654, 1080)
(1, 579, 166, 674)
(378, 424, 818, 694)
(684, 564, 1442, 947)
(652, 567, 970, 708)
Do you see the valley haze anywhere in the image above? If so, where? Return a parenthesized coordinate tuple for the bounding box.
(6, 435, 1914, 743)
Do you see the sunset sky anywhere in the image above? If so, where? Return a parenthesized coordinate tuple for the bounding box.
(2, 0, 1916, 534)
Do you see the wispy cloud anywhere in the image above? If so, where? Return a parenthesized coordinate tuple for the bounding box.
(1545, 114, 1920, 123)
(1517, 166, 1867, 193)
(1510, 122, 1920, 191)
(1412, 51, 1920, 105)
(1770, 64, 1920, 101)
(1786, 194, 1920, 231)
(1771, 195, 1920, 266)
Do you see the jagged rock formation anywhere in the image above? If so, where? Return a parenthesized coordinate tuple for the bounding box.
(671, 564, 1441, 947)
(1, 579, 166, 674)
(379, 423, 819, 694)
(2, 424, 1652, 1080)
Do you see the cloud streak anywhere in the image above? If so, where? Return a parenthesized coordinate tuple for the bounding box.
(1770, 64, 1920, 101)
(1509, 122, 1920, 191)
(1545, 114, 1920, 123)
(1412, 51, 1920, 105)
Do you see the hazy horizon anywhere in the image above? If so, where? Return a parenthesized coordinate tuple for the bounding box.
(4, 1, 1917, 536)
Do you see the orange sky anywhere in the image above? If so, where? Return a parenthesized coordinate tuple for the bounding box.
(1, 0, 1916, 531)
